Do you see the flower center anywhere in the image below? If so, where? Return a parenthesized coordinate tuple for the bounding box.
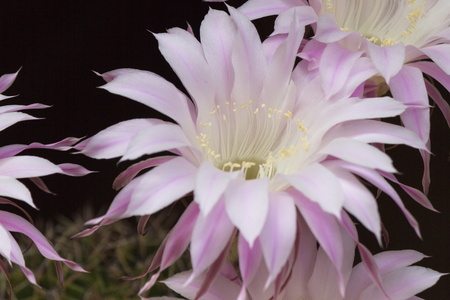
(325, 0, 427, 47)
(196, 101, 309, 180)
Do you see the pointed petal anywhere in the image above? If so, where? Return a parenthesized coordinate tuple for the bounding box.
(0, 70, 19, 94)
(319, 138, 397, 173)
(238, 0, 307, 20)
(238, 234, 262, 285)
(195, 162, 236, 216)
(190, 198, 235, 276)
(200, 9, 236, 100)
(0, 112, 38, 132)
(259, 192, 296, 284)
(0, 176, 34, 208)
(225, 178, 270, 246)
(121, 122, 193, 161)
(319, 42, 363, 98)
(366, 41, 405, 83)
(0, 224, 12, 264)
(420, 44, 450, 75)
(390, 66, 430, 142)
(126, 157, 196, 217)
(0, 211, 86, 272)
(0, 156, 62, 178)
(155, 28, 215, 117)
(100, 69, 197, 134)
(285, 163, 344, 217)
(81, 119, 161, 159)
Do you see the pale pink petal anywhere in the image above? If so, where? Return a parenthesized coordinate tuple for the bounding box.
(0, 70, 19, 94)
(113, 156, 175, 190)
(314, 14, 353, 43)
(190, 197, 235, 277)
(291, 191, 346, 295)
(238, 0, 307, 20)
(0, 156, 62, 178)
(285, 163, 344, 217)
(366, 41, 405, 83)
(0, 112, 38, 131)
(297, 39, 326, 70)
(125, 157, 196, 217)
(410, 61, 450, 92)
(259, 192, 296, 285)
(0, 224, 12, 264)
(327, 120, 427, 151)
(319, 138, 397, 173)
(360, 267, 443, 300)
(121, 122, 193, 161)
(200, 8, 237, 100)
(0, 103, 49, 114)
(390, 66, 430, 143)
(160, 203, 200, 270)
(100, 70, 196, 134)
(0, 176, 33, 208)
(0, 211, 86, 272)
(162, 271, 241, 300)
(261, 10, 305, 108)
(282, 217, 317, 299)
(225, 178, 270, 247)
(331, 161, 421, 237)
(327, 166, 381, 242)
(420, 44, 450, 75)
(155, 28, 215, 117)
(57, 163, 93, 177)
(95, 68, 138, 82)
(81, 119, 160, 159)
(238, 234, 262, 288)
(319, 42, 363, 98)
(194, 162, 236, 216)
(272, 6, 318, 36)
(424, 79, 450, 128)
(228, 6, 268, 104)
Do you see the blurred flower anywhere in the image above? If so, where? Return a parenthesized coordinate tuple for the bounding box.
(79, 7, 427, 298)
(0, 70, 89, 296)
(161, 218, 443, 300)
(239, 0, 450, 194)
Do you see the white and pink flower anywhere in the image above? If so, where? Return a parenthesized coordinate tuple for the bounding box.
(77, 6, 433, 298)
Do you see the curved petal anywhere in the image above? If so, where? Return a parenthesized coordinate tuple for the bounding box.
(259, 192, 296, 285)
(0, 224, 12, 264)
(238, 234, 262, 289)
(420, 44, 450, 75)
(190, 197, 235, 277)
(155, 28, 215, 117)
(238, 0, 307, 20)
(0, 70, 19, 94)
(194, 162, 237, 216)
(0, 176, 33, 207)
(225, 178, 270, 247)
(229, 6, 268, 105)
(200, 9, 237, 100)
(319, 42, 363, 98)
(366, 41, 405, 84)
(81, 118, 161, 159)
(121, 122, 193, 161)
(0, 112, 38, 132)
(285, 163, 344, 217)
(390, 66, 430, 142)
(318, 138, 397, 173)
(125, 157, 197, 217)
(0, 156, 62, 178)
(100, 71, 196, 135)
(0, 211, 86, 272)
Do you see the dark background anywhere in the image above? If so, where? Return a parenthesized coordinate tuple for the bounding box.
(1, 1, 449, 298)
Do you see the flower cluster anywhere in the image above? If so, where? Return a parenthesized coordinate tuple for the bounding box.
(75, 1, 448, 299)
(0, 71, 88, 297)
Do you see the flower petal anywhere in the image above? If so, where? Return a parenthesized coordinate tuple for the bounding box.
(259, 192, 296, 285)
(81, 119, 161, 159)
(420, 44, 450, 75)
(225, 178, 270, 247)
(0, 176, 34, 208)
(0, 156, 62, 178)
(366, 41, 405, 84)
(126, 157, 197, 217)
(285, 163, 344, 217)
(121, 122, 193, 161)
(238, 0, 307, 20)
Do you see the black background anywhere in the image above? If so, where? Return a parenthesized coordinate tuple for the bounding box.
(1, 1, 449, 298)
